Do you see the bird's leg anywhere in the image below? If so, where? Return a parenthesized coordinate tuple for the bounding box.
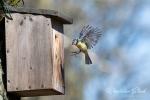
(71, 50, 81, 56)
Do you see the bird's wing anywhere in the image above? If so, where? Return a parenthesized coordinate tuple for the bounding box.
(0, 0, 24, 21)
(6, 0, 24, 6)
(79, 25, 102, 49)
(0, 0, 13, 20)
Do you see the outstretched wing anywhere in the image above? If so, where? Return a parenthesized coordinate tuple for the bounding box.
(6, 0, 24, 6)
(79, 25, 102, 49)
(0, 0, 13, 20)
(0, 0, 24, 21)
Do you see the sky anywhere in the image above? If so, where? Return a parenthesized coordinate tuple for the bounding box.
(83, 0, 150, 100)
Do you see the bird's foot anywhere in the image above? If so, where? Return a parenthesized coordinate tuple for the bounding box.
(71, 51, 81, 56)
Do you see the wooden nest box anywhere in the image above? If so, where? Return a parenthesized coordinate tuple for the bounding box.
(0, 7, 72, 97)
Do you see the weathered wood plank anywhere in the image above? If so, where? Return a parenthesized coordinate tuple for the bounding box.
(5, 12, 66, 97)
(6, 13, 53, 95)
(0, 7, 73, 24)
(0, 18, 21, 100)
(52, 19, 64, 94)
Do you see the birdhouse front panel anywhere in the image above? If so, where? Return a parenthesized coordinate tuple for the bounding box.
(5, 12, 67, 97)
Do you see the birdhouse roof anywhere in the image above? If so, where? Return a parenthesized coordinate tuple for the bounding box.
(4, 7, 73, 24)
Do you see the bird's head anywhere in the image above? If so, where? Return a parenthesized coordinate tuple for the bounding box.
(72, 39, 78, 45)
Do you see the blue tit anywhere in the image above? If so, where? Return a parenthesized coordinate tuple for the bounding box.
(72, 25, 102, 64)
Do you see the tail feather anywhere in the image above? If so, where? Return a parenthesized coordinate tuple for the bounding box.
(85, 52, 92, 64)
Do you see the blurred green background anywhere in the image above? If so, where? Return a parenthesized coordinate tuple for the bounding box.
(22, 0, 150, 100)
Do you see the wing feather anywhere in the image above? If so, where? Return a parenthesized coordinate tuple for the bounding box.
(0, 0, 13, 20)
(0, 0, 24, 21)
(79, 25, 102, 49)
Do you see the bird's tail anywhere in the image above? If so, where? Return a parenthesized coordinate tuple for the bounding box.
(85, 52, 92, 64)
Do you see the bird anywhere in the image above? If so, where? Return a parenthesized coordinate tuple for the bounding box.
(0, 0, 12, 21)
(5, 0, 24, 7)
(0, 0, 24, 21)
(72, 25, 102, 64)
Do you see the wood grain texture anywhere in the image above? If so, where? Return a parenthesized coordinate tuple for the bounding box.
(0, 7, 73, 24)
(0, 19, 21, 100)
(6, 13, 55, 96)
(5, 13, 65, 97)
(51, 19, 64, 94)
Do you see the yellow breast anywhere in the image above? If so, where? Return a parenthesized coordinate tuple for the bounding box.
(76, 41, 88, 52)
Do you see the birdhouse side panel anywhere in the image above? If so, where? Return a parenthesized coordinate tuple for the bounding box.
(52, 20, 64, 94)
